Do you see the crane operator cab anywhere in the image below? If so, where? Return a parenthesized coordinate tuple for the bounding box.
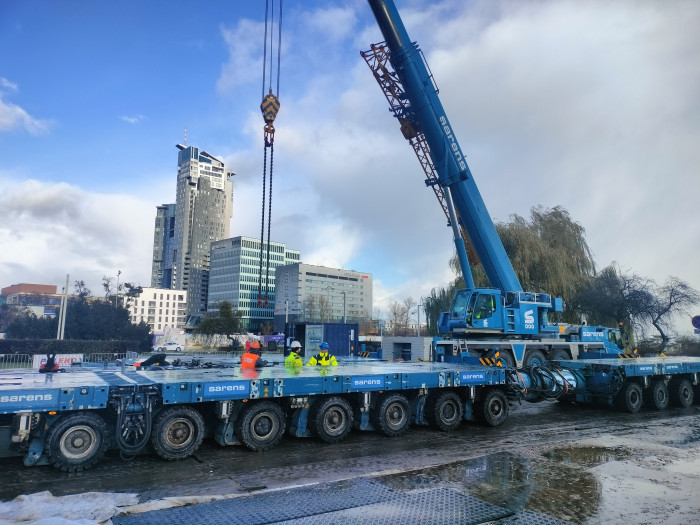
(440, 289, 505, 333)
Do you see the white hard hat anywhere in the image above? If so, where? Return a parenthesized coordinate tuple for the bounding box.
(290, 340, 302, 349)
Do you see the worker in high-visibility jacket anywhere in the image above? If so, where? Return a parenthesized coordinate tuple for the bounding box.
(306, 342, 338, 366)
(241, 341, 268, 368)
(285, 340, 304, 367)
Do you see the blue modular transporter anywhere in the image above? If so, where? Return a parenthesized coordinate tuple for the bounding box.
(0, 360, 509, 472)
(1, 355, 699, 472)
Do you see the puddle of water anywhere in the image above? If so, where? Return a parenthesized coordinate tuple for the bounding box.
(544, 445, 631, 468)
(382, 452, 602, 523)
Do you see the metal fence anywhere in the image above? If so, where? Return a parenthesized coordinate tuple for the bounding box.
(0, 354, 32, 369)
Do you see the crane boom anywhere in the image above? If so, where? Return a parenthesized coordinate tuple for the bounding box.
(367, 0, 522, 295)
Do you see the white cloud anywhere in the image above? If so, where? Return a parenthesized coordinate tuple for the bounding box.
(217, 19, 265, 93)
(0, 77, 50, 135)
(0, 176, 155, 297)
(119, 115, 145, 125)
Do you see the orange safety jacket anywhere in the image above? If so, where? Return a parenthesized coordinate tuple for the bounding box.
(241, 352, 262, 368)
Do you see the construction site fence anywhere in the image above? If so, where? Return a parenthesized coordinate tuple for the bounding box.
(0, 354, 32, 369)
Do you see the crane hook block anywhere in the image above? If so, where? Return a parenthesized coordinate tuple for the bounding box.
(261, 91, 280, 125)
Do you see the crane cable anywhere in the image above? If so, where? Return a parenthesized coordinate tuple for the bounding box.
(257, 0, 282, 308)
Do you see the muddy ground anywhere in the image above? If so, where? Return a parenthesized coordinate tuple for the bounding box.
(2, 401, 699, 524)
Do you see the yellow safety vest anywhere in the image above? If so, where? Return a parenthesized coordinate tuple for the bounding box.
(307, 352, 338, 366)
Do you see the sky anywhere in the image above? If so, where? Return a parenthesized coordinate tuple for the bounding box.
(1, 0, 699, 337)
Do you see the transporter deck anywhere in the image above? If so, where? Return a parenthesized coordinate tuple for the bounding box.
(0, 360, 506, 414)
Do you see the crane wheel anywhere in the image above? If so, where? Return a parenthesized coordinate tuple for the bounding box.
(45, 412, 109, 472)
(371, 393, 411, 437)
(548, 349, 570, 362)
(523, 349, 546, 367)
(151, 406, 205, 460)
(310, 396, 354, 444)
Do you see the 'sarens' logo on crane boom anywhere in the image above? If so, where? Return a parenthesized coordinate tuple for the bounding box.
(439, 116, 467, 171)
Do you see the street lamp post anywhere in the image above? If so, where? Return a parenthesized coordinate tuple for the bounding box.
(115, 270, 121, 308)
(325, 286, 332, 322)
(416, 302, 420, 336)
(341, 291, 346, 323)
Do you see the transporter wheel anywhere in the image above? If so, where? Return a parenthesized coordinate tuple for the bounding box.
(615, 382, 643, 413)
(45, 412, 109, 472)
(474, 389, 509, 427)
(310, 396, 354, 444)
(235, 401, 286, 451)
(548, 348, 570, 362)
(371, 393, 411, 437)
(643, 380, 669, 410)
(425, 391, 463, 431)
(151, 406, 205, 460)
(669, 378, 694, 408)
(523, 349, 546, 367)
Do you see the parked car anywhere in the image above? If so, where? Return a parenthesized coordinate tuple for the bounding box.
(153, 341, 183, 352)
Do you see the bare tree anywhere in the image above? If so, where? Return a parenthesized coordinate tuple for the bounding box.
(403, 297, 417, 332)
(74, 280, 92, 300)
(303, 295, 318, 321)
(318, 295, 332, 322)
(387, 301, 405, 335)
(645, 277, 700, 351)
(574, 266, 700, 352)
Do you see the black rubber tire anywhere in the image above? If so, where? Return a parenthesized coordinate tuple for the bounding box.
(151, 406, 205, 460)
(371, 394, 411, 437)
(157, 347, 164, 352)
(425, 391, 463, 431)
(235, 401, 286, 451)
(45, 412, 109, 472)
(523, 349, 547, 367)
(474, 389, 509, 427)
(497, 351, 516, 368)
(310, 396, 354, 443)
(548, 348, 570, 362)
(643, 380, 669, 410)
(669, 378, 694, 408)
(615, 382, 643, 413)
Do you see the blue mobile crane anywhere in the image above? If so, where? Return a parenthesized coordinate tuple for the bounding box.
(364, 0, 626, 367)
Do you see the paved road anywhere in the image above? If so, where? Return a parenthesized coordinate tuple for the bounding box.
(2, 400, 700, 523)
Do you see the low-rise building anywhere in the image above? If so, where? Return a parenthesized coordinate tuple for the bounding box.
(1, 283, 63, 318)
(125, 287, 187, 334)
(274, 263, 372, 332)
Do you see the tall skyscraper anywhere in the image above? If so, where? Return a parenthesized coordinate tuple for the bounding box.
(152, 144, 234, 322)
(151, 203, 176, 288)
(208, 236, 300, 332)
